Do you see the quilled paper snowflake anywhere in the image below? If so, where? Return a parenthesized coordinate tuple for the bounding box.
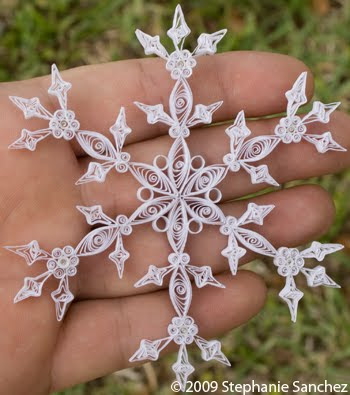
(5, 4, 346, 391)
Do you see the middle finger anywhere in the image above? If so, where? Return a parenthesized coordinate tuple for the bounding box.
(75, 184, 334, 299)
(78, 111, 349, 216)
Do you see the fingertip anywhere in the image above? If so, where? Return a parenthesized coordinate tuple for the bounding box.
(194, 270, 267, 337)
(226, 270, 267, 317)
(293, 184, 335, 238)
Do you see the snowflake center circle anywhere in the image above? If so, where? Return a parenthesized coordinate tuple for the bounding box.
(167, 316, 198, 345)
(166, 50, 197, 79)
(273, 247, 305, 277)
(49, 110, 80, 140)
(57, 256, 70, 269)
(275, 116, 307, 143)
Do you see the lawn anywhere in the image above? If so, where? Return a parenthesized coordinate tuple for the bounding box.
(0, 0, 349, 394)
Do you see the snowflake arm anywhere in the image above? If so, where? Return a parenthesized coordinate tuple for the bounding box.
(274, 72, 346, 153)
(9, 65, 80, 148)
(272, 243, 343, 322)
(9, 65, 132, 164)
(6, 205, 133, 319)
(132, 252, 229, 391)
(6, 242, 80, 321)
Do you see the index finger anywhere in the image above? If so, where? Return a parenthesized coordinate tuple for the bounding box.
(1, 51, 313, 154)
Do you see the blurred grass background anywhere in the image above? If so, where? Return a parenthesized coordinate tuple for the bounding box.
(1, 0, 350, 393)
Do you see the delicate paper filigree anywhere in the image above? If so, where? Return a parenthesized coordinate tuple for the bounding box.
(6, 243, 78, 320)
(273, 242, 343, 322)
(9, 65, 131, 170)
(5, 209, 133, 320)
(6, 4, 346, 392)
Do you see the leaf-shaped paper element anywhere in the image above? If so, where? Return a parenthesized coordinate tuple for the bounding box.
(5, 240, 51, 265)
(185, 197, 225, 225)
(109, 233, 130, 279)
(194, 30, 228, 56)
(195, 337, 230, 365)
(167, 137, 191, 191)
(109, 107, 132, 151)
(186, 265, 224, 288)
(279, 275, 304, 322)
(169, 78, 193, 127)
(8, 129, 52, 151)
(221, 244, 246, 275)
(14, 271, 52, 303)
(167, 5, 190, 47)
(172, 345, 194, 392)
(238, 135, 280, 163)
(48, 64, 72, 109)
(225, 110, 251, 152)
(134, 102, 174, 126)
(75, 226, 119, 256)
(129, 337, 172, 362)
(9, 96, 52, 120)
(186, 102, 223, 127)
(169, 267, 192, 317)
(302, 101, 340, 125)
(76, 131, 118, 161)
(300, 241, 344, 261)
(51, 276, 74, 321)
(303, 132, 346, 154)
(130, 163, 174, 195)
(129, 197, 174, 225)
(285, 71, 308, 118)
(167, 202, 189, 253)
(184, 165, 226, 196)
(76, 161, 116, 184)
(301, 266, 340, 288)
(234, 227, 277, 257)
(241, 163, 279, 187)
(77, 205, 115, 226)
(237, 203, 275, 226)
(135, 264, 174, 287)
(135, 30, 169, 59)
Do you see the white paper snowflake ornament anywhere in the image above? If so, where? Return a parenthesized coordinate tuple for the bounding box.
(6, 3, 347, 391)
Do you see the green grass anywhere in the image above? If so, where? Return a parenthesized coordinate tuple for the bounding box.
(1, 0, 350, 394)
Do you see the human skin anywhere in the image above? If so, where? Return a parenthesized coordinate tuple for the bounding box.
(0, 51, 349, 394)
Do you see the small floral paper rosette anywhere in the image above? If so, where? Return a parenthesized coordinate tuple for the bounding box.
(6, 4, 346, 391)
